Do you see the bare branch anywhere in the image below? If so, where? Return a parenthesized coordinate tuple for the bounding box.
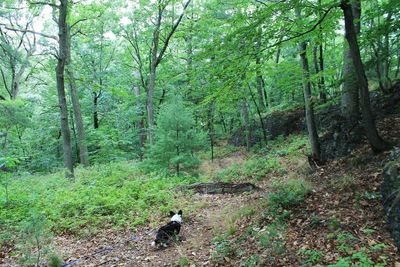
(27, 1, 59, 7)
(0, 23, 58, 41)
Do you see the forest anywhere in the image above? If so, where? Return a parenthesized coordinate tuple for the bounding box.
(0, 0, 400, 266)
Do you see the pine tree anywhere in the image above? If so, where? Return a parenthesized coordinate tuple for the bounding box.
(149, 97, 205, 175)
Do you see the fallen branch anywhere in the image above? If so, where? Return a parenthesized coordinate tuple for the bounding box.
(184, 182, 260, 194)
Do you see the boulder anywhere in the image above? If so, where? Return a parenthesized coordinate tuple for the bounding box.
(381, 147, 400, 249)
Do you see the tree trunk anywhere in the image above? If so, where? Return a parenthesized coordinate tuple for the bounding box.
(396, 42, 400, 78)
(240, 100, 250, 152)
(248, 84, 267, 144)
(176, 124, 180, 176)
(319, 44, 327, 102)
(317, 0, 327, 103)
(295, 5, 321, 161)
(341, 0, 390, 152)
(132, 80, 146, 159)
(56, 0, 74, 177)
(341, 0, 360, 122)
(147, 67, 156, 144)
(93, 91, 99, 129)
(66, 66, 89, 166)
(255, 28, 266, 112)
(184, 182, 259, 194)
(207, 103, 215, 162)
(383, 12, 392, 90)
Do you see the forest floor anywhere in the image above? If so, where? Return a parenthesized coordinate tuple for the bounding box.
(49, 113, 400, 266)
(2, 115, 400, 266)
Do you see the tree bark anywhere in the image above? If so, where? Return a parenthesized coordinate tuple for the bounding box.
(207, 103, 215, 161)
(93, 91, 99, 129)
(132, 78, 146, 159)
(66, 66, 89, 166)
(248, 84, 267, 144)
(56, 0, 74, 177)
(341, 0, 360, 122)
(295, 5, 321, 161)
(240, 100, 250, 152)
(255, 28, 266, 111)
(145, 0, 191, 145)
(382, 12, 392, 90)
(341, 0, 390, 152)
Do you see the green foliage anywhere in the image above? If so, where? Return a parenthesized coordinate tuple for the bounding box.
(211, 239, 235, 263)
(240, 254, 261, 267)
(17, 212, 52, 266)
(330, 174, 356, 191)
(327, 231, 389, 267)
(148, 97, 206, 175)
(0, 161, 195, 236)
(258, 223, 285, 250)
(177, 256, 191, 266)
(47, 254, 63, 267)
(0, 156, 19, 204)
(268, 135, 310, 158)
(216, 156, 283, 182)
(266, 179, 312, 217)
(299, 248, 324, 266)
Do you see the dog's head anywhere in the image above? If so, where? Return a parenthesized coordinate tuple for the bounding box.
(169, 210, 183, 223)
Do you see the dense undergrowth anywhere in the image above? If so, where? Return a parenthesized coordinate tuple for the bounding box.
(1, 132, 398, 266)
(0, 161, 199, 257)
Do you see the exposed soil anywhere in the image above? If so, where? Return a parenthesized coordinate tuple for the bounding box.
(49, 192, 263, 267)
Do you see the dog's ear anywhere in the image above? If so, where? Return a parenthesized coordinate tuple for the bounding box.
(169, 211, 175, 217)
(178, 210, 182, 215)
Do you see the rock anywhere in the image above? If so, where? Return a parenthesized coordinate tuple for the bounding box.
(381, 151, 400, 249)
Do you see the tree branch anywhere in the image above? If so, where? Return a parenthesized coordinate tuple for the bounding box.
(0, 23, 58, 41)
(260, 3, 339, 52)
(0, 67, 11, 99)
(155, 0, 192, 67)
(27, 1, 59, 7)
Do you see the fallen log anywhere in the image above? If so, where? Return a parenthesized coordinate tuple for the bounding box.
(184, 182, 260, 194)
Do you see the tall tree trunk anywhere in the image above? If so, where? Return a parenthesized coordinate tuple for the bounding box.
(93, 92, 99, 129)
(318, 44, 327, 102)
(396, 42, 400, 78)
(255, 28, 266, 112)
(341, 0, 390, 152)
(147, 66, 156, 144)
(295, 5, 321, 161)
(240, 100, 250, 152)
(317, 0, 326, 103)
(207, 103, 215, 162)
(66, 66, 89, 166)
(176, 126, 180, 176)
(132, 79, 146, 159)
(56, 0, 74, 177)
(248, 84, 267, 144)
(383, 12, 392, 90)
(341, 0, 360, 122)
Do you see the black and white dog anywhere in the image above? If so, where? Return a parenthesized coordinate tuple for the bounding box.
(151, 210, 183, 248)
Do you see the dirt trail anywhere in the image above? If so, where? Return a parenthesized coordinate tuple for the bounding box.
(54, 192, 261, 267)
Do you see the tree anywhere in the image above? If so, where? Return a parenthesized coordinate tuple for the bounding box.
(55, 0, 74, 177)
(124, 0, 192, 145)
(295, 2, 321, 161)
(340, 0, 360, 123)
(149, 96, 204, 175)
(340, 0, 390, 152)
